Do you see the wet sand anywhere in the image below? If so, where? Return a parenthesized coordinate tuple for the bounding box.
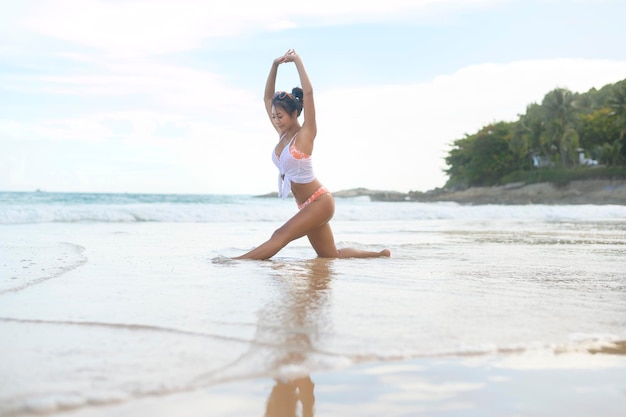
(67, 351, 626, 417)
(2, 206, 625, 417)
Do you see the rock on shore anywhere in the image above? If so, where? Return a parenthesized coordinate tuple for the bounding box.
(335, 180, 626, 205)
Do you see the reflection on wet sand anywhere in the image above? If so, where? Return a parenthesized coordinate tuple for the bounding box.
(265, 376, 315, 417)
(260, 259, 334, 417)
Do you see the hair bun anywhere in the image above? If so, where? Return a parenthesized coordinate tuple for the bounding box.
(291, 87, 304, 115)
(292, 87, 304, 100)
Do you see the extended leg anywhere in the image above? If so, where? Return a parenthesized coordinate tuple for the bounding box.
(337, 247, 391, 258)
(234, 195, 334, 260)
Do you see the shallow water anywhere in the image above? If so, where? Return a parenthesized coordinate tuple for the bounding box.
(1, 195, 625, 415)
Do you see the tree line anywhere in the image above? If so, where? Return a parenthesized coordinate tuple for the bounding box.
(444, 78, 626, 188)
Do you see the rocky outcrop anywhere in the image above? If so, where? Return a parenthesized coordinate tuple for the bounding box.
(257, 180, 626, 205)
(406, 180, 626, 205)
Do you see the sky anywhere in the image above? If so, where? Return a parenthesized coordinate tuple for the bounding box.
(1, 0, 626, 195)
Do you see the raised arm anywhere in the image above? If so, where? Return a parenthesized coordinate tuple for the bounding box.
(264, 55, 286, 133)
(285, 50, 317, 142)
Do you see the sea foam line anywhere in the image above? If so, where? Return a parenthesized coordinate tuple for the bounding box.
(0, 242, 87, 295)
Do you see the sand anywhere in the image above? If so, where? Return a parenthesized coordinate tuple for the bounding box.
(2, 201, 625, 417)
(64, 351, 626, 417)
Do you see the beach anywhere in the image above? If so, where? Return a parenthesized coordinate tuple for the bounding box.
(1, 192, 625, 416)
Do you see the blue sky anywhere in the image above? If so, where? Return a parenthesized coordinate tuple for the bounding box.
(1, 0, 626, 194)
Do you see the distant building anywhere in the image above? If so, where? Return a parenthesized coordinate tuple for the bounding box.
(576, 148, 598, 166)
(531, 153, 554, 168)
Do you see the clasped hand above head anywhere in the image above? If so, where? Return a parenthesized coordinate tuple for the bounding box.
(275, 49, 298, 65)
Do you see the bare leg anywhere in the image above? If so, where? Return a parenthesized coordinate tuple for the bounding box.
(234, 194, 335, 260)
(234, 194, 390, 260)
(233, 231, 289, 260)
(306, 215, 390, 258)
(337, 247, 391, 258)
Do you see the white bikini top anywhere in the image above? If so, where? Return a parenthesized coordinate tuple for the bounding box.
(271, 132, 316, 198)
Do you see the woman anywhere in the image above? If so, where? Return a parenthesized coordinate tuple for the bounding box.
(235, 49, 390, 260)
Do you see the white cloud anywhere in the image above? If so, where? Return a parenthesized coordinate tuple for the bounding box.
(1, 55, 256, 116)
(16, 0, 500, 57)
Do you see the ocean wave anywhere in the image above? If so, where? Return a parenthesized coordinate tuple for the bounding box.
(1, 192, 626, 224)
(0, 203, 287, 224)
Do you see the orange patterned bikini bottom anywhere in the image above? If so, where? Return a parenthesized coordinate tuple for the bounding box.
(297, 186, 330, 210)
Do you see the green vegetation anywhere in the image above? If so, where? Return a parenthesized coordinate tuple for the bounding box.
(444, 78, 626, 188)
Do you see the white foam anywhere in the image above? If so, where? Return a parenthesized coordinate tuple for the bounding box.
(0, 242, 87, 294)
(1, 199, 626, 224)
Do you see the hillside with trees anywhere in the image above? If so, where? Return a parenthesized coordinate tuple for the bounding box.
(444, 78, 626, 189)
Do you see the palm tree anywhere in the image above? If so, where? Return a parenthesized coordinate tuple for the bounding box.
(608, 82, 626, 155)
(541, 88, 580, 166)
(515, 103, 548, 159)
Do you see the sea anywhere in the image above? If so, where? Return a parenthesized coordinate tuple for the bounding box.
(1, 191, 625, 416)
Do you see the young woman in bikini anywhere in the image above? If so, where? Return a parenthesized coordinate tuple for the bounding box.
(235, 49, 390, 260)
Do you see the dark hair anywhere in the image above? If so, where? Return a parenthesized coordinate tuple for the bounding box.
(272, 87, 303, 117)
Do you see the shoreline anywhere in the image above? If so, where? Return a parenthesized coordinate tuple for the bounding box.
(330, 179, 626, 205)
